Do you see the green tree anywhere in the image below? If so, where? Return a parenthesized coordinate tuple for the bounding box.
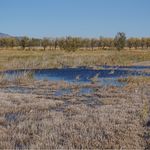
(60, 37, 80, 52)
(145, 38, 150, 49)
(20, 37, 30, 49)
(114, 32, 126, 50)
(127, 38, 133, 49)
(41, 38, 49, 50)
(141, 38, 146, 49)
(9, 38, 18, 48)
(29, 38, 41, 47)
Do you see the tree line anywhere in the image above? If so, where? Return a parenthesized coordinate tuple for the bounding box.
(0, 32, 150, 51)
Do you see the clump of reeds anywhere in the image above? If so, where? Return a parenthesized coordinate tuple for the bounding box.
(0, 74, 9, 86)
(90, 73, 99, 84)
(12, 71, 34, 85)
(118, 76, 150, 86)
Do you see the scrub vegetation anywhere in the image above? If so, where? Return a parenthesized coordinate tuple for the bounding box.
(0, 32, 150, 71)
(0, 32, 150, 51)
(0, 32, 150, 149)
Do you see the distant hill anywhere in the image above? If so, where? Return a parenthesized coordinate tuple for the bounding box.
(0, 33, 11, 38)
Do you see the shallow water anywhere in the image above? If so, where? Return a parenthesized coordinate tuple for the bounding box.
(54, 88, 72, 97)
(78, 87, 94, 96)
(54, 87, 94, 97)
(5, 112, 22, 122)
(2, 65, 150, 87)
(0, 86, 32, 94)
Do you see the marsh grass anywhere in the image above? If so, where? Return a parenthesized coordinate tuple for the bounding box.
(0, 76, 150, 149)
(0, 71, 34, 86)
(15, 71, 34, 82)
(0, 49, 150, 71)
(0, 74, 8, 86)
(0, 48, 150, 149)
(118, 76, 150, 86)
(90, 73, 99, 84)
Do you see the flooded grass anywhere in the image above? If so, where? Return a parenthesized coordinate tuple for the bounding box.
(0, 51, 150, 149)
(2, 66, 150, 89)
(0, 75, 150, 149)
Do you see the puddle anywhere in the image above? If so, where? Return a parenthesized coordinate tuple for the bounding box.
(54, 87, 94, 97)
(78, 87, 94, 96)
(0, 86, 32, 94)
(5, 112, 20, 122)
(54, 88, 72, 97)
(1, 66, 150, 87)
(100, 78, 127, 87)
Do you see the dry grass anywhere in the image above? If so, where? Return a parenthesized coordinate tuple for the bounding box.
(0, 48, 150, 71)
(118, 76, 150, 87)
(0, 72, 34, 87)
(0, 48, 150, 148)
(0, 77, 150, 149)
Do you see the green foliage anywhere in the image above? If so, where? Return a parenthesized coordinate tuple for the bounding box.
(20, 37, 30, 49)
(59, 37, 81, 52)
(41, 38, 50, 50)
(114, 32, 126, 50)
(0, 37, 18, 47)
(29, 38, 41, 47)
(0, 33, 150, 51)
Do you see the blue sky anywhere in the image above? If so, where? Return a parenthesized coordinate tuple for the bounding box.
(0, 0, 150, 38)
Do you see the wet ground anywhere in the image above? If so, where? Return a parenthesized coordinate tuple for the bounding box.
(0, 70, 150, 149)
(2, 65, 150, 87)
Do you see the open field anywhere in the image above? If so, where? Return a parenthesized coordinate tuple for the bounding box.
(0, 48, 150, 71)
(1, 0, 150, 149)
(0, 48, 150, 149)
(0, 76, 150, 149)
